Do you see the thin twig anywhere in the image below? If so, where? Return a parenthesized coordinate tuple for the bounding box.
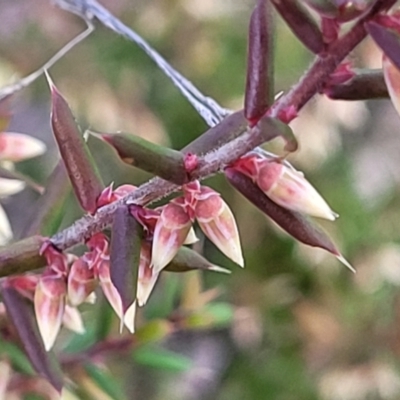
(0, 22, 94, 101)
(53, 0, 231, 127)
(49, 0, 397, 252)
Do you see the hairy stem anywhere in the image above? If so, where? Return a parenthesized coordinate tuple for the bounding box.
(50, 0, 395, 253)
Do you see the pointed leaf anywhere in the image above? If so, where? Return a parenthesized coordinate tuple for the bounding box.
(256, 115, 298, 152)
(271, 0, 324, 54)
(132, 345, 192, 372)
(182, 110, 248, 155)
(110, 205, 141, 313)
(366, 20, 400, 70)
(164, 247, 231, 274)
(326, 69, 388, 99)
(84, 364, 126, 400)
(245, 0, 274, 125)
(225, 169, 343, 257)
(0, 236, 46, 277)
(47, 74, 104, 214)
(1, 284, 63, 392)
(99, 133, 188, 185)
(23, 160, 70, 238)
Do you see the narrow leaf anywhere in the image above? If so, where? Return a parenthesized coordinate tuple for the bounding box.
(366, 20, 400, 70)
(271, 0, 324, 54)
(245, 0, 274, 125)
(110, 205, 141, 314)
(84, 364, 126, 400)
(326, 69, 388, 100)
(183, 110, 248, 155)
(133, 345, 192, 372)
(47, 74, 104, 214)
(225, 169, 351, 266)
(0, 236, 46, 277)
(257, 115, 298, 152)
(1, 284, 63, 392)
(99, 133, 187, 185)
(23, 160, 70, 238)
(164, 247, 231, 274)
(0, 341, 34, 375)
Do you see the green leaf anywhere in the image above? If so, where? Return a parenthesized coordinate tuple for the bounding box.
(133, 345, 192, 372)
(84, 364, 126, 400)
(0, 340, 34, 375)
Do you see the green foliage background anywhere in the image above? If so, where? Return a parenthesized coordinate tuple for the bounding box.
(2, 0, 400, 399)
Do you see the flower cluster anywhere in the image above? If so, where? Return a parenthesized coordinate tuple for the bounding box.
(11, 181, 242, 351)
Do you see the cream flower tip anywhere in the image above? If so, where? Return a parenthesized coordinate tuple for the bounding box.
(0, 133, 46, 162)
(124, 301, 137, 333)
(208, 265, 232, 274)
(383, 56, 400, 117)
(184, 227, 199, 245)
(336, 254, 356, 273)
(0, 205, 12, 245)
(0, 178, 25, 197)
(264, 166, 338, 221)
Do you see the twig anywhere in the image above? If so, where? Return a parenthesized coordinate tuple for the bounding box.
(50, 0, 397, 252)
(0, 22, 94, 101)
(53, 0, 231, 127)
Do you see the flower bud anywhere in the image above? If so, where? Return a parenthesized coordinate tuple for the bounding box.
(0, 132, 46, 162)
(195, 187, 244, 267)
(151, 197, 192, 274)
(67, 258, 97, 307)
(34, 273, 66, 351)
(137, 241, 159, 306)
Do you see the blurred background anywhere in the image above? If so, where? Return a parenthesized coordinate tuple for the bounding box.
(2, 0, 400, 399)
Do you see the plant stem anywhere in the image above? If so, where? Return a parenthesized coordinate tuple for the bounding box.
(50, 0, 395, 253)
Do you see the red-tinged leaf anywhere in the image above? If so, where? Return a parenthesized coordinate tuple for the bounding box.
(23, 160, 70, 238)
(225, 168, 352, 268)
(304, 0, 370, 21)
(0, 236, 46, 277)
(183, 110, 248, 155)
(47, 74, 104, 214)
(326, 69, 387, 99)
(366, 21, 400, 70)
(245, 0, 274, 126)
(271, 0, 324, 54)
(256, 115, 298, 152)
(1, 284, 63, 392)
(98, 132, 188, 185)
(110, 205, 142, 314)
(164, 246, 231, 274)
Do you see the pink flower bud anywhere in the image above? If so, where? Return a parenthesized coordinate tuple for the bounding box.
(40, 242, 68, 275)
(7, 275, 38, 300)
(195, 187, 244, 267)
(151, 197, 192, 274)
(255, 160, 338, 220)
(137, 241, 159, 306)
(67, 258, 97, 307)
(34, 273, 66, 351)
(0, 132, 46, 162)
